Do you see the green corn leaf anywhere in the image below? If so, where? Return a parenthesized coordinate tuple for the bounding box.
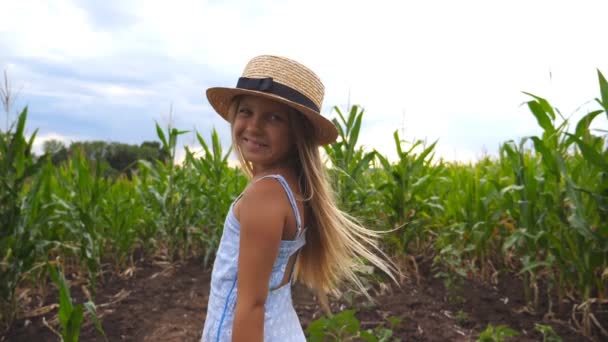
(155, 122, 168, 151)
(526, 100, 555, 134)
(332, 117, 346, 143)
(530, 137, 558, 175)
(67, 305, 84, 342)
(351, 152, 375, 180)
(566, 133, 608, 170)
(523, 92, 556, 120)
(347, 113, 363, 160)
(48, 264, 74, 332)
(411, 174, 430, 189)
(500, 184, 524, 195)
(84, 301, 107, 339)
(574, 110, 603, 139)
(222, 145, 233, 164)
(393, 131, 403, 157)
(197, 132, 212, 157)
(415, 140, 438, 168)
(375, 151, 392, 171)
(169, 128, 178, 151)
(14, 107, 28, 142)
(503, 230, 525, 251)
(334, 105, 347, 127)
(405, 139, 422, 155)
(598, 69, 608, 112)
(502, 140, 517, 155)
(26, 128, 38, 155)
(518, 260, 553, 274)
(346, 105, 359, 135)
(211, 129, 222, 164)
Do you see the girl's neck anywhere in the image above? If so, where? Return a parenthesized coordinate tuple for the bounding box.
(250, 160, 297, 180)
(251, 165, 294, 179)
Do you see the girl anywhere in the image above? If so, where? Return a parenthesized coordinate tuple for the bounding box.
(201, 55, 397, 341)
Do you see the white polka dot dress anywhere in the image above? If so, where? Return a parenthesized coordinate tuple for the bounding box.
(201, 175, 307, 342)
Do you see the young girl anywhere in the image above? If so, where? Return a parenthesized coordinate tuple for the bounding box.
(201, 55, 396, 341)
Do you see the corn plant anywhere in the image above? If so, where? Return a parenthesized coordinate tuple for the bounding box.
(47, 263, 106, 342)
(135, 123, 191, 259)
(499, 139, 549, 308)
(323, 105, 378, 217)
(132, 159, 164, 253)
(52, 149, 108, 291)
(433, 161, 497, 301)
(375, 130, 442, 254)
(434, 158, 509, 284)
(493, 73, 608, 338)
(100, 175, 145, 269)
(184, 129, 246, 267)
(0, 107, 50, 330)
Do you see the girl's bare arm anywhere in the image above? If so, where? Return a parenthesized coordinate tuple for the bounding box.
(232, 179, 287, 342)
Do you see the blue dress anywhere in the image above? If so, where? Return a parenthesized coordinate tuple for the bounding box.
(201, 174, 307, 341)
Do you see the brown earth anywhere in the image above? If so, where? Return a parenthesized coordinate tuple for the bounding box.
(2, 256, 600, 342)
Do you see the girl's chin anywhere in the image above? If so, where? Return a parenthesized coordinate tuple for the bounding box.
(241, 154, 269, 165)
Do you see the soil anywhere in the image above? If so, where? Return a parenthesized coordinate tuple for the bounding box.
(2, 256, 601, 342)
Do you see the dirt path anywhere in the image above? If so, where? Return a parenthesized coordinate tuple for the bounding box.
(4, 257, 593, 341)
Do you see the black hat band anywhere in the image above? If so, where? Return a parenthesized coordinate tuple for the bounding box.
(236, 77, 320, 113)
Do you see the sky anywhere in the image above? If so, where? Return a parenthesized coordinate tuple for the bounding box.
(1, 0, 607, 163)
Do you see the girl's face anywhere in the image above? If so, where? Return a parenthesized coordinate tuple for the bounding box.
(232, 95, 295, 173)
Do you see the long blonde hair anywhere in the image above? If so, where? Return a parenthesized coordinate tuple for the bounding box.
(227, 96, 398, 309)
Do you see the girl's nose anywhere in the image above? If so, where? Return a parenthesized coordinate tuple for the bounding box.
(247, 114, 264, 131)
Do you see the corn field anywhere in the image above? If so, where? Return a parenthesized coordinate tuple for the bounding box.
(1, 71, 607, 339)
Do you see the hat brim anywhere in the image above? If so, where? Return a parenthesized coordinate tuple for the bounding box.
(206, 87, 338, 145)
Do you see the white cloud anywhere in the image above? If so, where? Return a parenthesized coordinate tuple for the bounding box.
(0, 0, 114, 59)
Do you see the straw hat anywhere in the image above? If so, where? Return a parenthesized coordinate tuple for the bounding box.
(206, 55, 338, 145)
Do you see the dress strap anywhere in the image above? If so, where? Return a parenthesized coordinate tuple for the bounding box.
(254, 174, 302, 235)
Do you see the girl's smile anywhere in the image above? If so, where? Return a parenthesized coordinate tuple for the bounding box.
(242, 136, 267, 149)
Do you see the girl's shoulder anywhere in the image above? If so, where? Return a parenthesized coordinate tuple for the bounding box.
(234, 176, 291, 220)
(245, 176, 288, 202)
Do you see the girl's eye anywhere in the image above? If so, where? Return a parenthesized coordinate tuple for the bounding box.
(269, 114, 285, 122)
(237, 108, 251, 116)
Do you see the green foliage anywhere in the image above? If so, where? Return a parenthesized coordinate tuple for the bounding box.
(136, 123, 191, 259)
(306, 309, 400, 342)
(596, 69, 608, 116)
(100, 175, 145, 268)
(47, 263, 106, 342)
(324, 105, 377, 217)
(455, 310, 470, 326)
(476, 324, 519, 342)
(534, 324, 562, 342)
(375, 130, 441, 254)
(50, 140, 169, 175)
(498, 72, 608, 310)
(53, 149, 108, 291)
(433, 159, 505, 284)
(0, 107, 48, 330)
(184, 129, 246, 266)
